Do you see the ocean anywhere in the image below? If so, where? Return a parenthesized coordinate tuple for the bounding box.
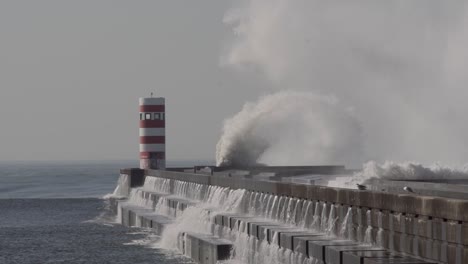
(0, 160, 205, 264)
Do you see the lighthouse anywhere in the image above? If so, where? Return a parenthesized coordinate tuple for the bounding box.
(139, 97, 166, 170)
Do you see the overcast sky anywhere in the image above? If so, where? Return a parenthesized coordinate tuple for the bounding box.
(0, 1, 268, 161)
(3, 1, 468, 167)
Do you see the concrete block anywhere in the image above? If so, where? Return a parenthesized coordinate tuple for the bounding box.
(356, 191, 374, 209)
(199, 237, 232, 263)
(146, 214, 173, 235)
(253, 180, 278, 194)
(446, 220, 463, 244)
(229, 216, 255, 232)
(426, 240, 445, 262)
(219, 213, 241, 228)
(395, 194, 419, 216)
(185, 233, 204, 261)
(336, 188, 355, 205)
(267, 227, 301, 245)
(362, 257, 436, 264)
(244, 221, 273, 237)
(380, 192, 397, 212)
(353, 207, 369, 227)
(411, 237, 434, 260)
(276, 182, 292, 196)
(388, 232, 414, 254)
(342, 251, 402, 264)
(306, 185, 321, 201)
(431, 197, 468, 222)
(446, 244, 467, 264)
(325, 246, 383, 264)
(326, 204, 341, 237)
(415, 216, 432, 239)
(292, 235, 331, 257)
(155, 170, 210, 185)
(140, 216, 152, 228)
(120, 168, 145, 188)
(323, 187, 339, 203)
(337, 205, 350, 223)
(213, 214, 223, 226)
(403, 214, 417, 235)
(308, 240, 358, 262)
(370, 210, 390, 230)
(109, 197, 123, 215)
(356, 224, 366, 243)
(290, 183, 308, 199)
(255, 223, 281, 241)
(184, 232, 232, 264)
(124, 207, 154, 227)
(301, 200, 316, 228)
(279, 231, 323, 250)
(375, 229, 389, 249)
(431, 218, 447, 241)
(368, 192, 385, 210)
(462, 223, 468, 246)
(389, 213, 416, 235)
(389, 213, 404, 233)
(120, 207, 130, 226)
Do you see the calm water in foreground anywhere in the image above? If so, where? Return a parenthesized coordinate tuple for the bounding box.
(0, 160, 207, 264)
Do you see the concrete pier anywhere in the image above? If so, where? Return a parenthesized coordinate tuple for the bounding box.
(113, 166, 468, 264)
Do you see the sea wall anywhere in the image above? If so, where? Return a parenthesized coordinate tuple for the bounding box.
(117, 168, 468, 264)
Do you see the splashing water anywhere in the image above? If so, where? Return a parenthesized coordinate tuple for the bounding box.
(223, 0, 468, 165)
(320, 203, 328, 232)
(327, 160, 468, 189)
(120, 176, 392, 263)
(339, 208, 353, 239)
(104, 174, 130, 198)
(215, 91, 363, 167)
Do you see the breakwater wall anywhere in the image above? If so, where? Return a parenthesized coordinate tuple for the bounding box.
(112, 167, 468, 264)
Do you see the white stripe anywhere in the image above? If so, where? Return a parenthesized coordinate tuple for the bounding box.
(139, 144, 165, 152)
(139, 128, 165, 136)
(139, 97, 165, 105)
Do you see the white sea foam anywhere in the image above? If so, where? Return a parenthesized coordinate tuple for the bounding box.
(216, 91, 363, 167)
(221, 1, 468, 165)
(327, 160, 468, 188)
(104, 174, 130, 199)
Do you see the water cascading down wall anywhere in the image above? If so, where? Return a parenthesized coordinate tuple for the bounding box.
(111, 168, 468, 264)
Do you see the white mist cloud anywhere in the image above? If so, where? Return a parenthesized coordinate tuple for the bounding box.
(220, 0, 468, 165)
(216, 91, 363, 167)
(326, 160, 468, 189)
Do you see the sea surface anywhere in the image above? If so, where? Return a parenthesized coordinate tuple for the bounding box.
(0, 160, 208, 264)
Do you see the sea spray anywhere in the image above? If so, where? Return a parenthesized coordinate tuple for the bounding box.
(106, 174, 130, 198)
(339, 207, 353, 240)
(320, 203, 328, 232)
(143, 177, 171, 193)
(158, 186, 246, 249)
(363, 210, 374, 245)
(299, 200, 313, 229)
(326, 205, 338, 236)
(215, 91, 363, 167)
(311, 201, 321, 231)
(223, 1, 468, 165)
(126, 176, 392, 263)
(327, 161, 468, 189)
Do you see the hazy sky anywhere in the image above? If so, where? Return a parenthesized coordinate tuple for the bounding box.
(0, 1, 267, 161)
(3, 1, 468, 166)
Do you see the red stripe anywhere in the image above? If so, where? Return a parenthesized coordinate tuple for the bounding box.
(140, 105, 165, 112)
(140, 120, 165, 128)
(140, 152, 165, 159)
(140, 136, 165, 144)
(140, 152, 150, 159)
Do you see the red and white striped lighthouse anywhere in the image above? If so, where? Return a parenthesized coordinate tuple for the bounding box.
(139, 97, 166, 170)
